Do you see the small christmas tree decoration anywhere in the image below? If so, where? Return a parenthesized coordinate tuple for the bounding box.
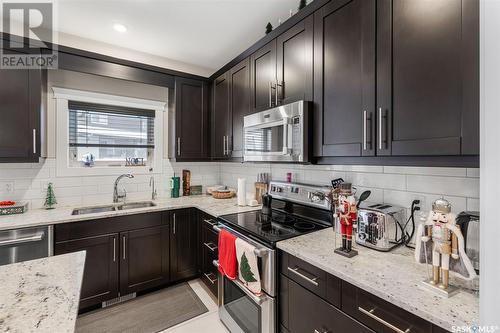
(240, 253, 257, 284)
(44, 183, 57, 210)
(265, 22, 273, 34)
(298, 0, 307, 10)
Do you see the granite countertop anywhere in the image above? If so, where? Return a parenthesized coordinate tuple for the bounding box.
(0, 251, 86, 333)
(0, 195, 261, 231)
(277, 228, 479, 331)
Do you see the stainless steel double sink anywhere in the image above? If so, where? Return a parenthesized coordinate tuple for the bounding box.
(71, 201, 157, 215)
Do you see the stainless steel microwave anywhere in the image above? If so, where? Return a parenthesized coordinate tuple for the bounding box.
(243, 101, 311, 162)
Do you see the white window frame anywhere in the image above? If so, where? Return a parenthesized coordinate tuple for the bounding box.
(53, 87, 166, 177)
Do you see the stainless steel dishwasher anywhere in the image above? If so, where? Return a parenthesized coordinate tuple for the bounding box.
(0, 226, 53, 266)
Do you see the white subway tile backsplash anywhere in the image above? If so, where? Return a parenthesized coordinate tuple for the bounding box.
(467, 198, 480, 211)
(332, 165, 384, 173)
(220, 163, 478, 214)
(346, 172, 407, 190)
(466, 168, 480, 178)
(407, 175, 479, 198)
(0, 159, 479, 214)
(383, 166, 467, 177)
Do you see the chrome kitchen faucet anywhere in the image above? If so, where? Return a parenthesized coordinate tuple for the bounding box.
(113, 174, 134, 203)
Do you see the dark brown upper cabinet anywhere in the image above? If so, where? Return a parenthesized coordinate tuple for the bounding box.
(377, 0, 479, 156)
(250, 40, 277, 112)
(169, 209, 199, 282)
(229, 58, 251, 158)
(0, 67, 45, 163)
(119, 225, 170, 295)
(313, 0, 376, 158)
(212, 72, 232, 159)
(276, 15, 314, 106)
(175, 77, 209, 160)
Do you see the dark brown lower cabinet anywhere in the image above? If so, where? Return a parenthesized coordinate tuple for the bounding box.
(170, 209, 199, 282)
(200, 214, 219, 297)
(55, 234, 119, 309)
(280, 251, 451, 333)
(120, 225, 170, 294)
(283, 275, 373, 333)
(342, 281, 433, 333)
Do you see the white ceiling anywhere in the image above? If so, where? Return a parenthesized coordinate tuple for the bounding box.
(54, 0, 301, 76)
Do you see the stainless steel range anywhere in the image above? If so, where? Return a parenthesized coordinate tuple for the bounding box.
(213, 181, 333, 333)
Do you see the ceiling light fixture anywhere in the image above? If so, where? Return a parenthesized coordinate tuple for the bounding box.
(113, 23, 127, 33)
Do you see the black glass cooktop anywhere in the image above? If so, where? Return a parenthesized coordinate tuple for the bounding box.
(218, 209, 330, 247)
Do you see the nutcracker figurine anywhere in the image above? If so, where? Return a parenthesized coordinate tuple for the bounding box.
(333, 183, 358, 258)
(415, 198, 476, 296)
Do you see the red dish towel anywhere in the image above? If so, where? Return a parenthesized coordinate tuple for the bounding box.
(218, 229, 238, 280)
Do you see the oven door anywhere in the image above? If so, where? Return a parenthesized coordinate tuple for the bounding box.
(217, 270, 275, 333)
(243, 118, 292, 162)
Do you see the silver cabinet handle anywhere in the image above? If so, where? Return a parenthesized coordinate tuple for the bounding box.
(378, 108, 382, 150)
(113, 236, 116, 262)
(203, 219, 217, 226)
(314, 330, 328, 333)
(287, 266, 319, 286)
(203, 242, 218, 252)
(276, 81, 283, 106)
(363, 110, 367, 151)
(177, 137, 181, 156)
(268, 81, 273, 107)
(122, 236, 126, 260)
(203, 272, 217, 285)
(173, 213, 176, 234)
(32, 129, 37, 154)
(0, 233, 44, 247)
(358, 307, 411, 333)
(224, 135, 228, 156)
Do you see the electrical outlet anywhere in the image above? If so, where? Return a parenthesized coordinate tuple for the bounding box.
(2, 182, 14, 193)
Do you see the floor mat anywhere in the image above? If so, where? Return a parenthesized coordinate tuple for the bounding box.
(75, 283, 208, 333)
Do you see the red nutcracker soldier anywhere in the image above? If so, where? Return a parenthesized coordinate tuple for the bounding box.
(333, 183, 359, 257)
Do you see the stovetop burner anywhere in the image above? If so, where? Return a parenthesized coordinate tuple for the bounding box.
(293, 221, 316, 231)
(219, 208, 331, 247)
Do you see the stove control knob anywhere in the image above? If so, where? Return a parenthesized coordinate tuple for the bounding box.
(309, 192, 324, 203)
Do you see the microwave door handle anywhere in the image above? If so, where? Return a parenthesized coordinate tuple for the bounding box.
(282, 117, 290, 155)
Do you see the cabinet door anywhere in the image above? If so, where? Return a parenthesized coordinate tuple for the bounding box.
(0, 68, 42, 162)
(288, 278, 373, 333)
(276, 15, 313, 105)
(120, 225, 170, 295)
(229, 58, 251, 158)
(170, 209, 199, 282)
(250, 40, 277, 112)
(377, 0, 479, 156)
(212, 72, 231, 159)
(55, 234, 119, 309)
(313, 0, 376, 157)
(175, 77, 209, 159)
(200, 223, 219, 297)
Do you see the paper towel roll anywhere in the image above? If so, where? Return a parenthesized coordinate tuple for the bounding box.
(237, 178, 246, 206)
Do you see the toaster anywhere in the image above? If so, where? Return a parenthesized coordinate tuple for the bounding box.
(356, 203, 406, 251)
(456, 211, 479, 273)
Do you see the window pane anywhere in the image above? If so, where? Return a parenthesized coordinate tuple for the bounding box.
(68, 101, 155, 165)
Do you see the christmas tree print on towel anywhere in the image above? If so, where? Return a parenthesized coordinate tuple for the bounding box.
(235, 238, 262, 295)
(240, 253, 257, 284)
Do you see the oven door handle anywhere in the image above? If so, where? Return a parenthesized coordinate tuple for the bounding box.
(212, 223, 272, 258)
(213, 260, 270, 306)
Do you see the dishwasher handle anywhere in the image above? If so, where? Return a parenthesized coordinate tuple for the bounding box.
(0, 232, 45, 247)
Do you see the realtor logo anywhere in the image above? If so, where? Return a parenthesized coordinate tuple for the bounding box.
(1, 1, 58, 69)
